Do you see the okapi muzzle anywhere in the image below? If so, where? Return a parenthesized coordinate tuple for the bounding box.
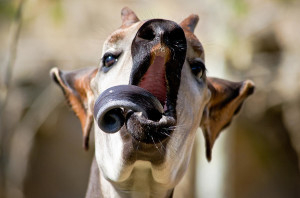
(94, 19, 186, 144)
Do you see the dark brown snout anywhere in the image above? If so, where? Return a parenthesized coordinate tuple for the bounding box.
(130, 19, 187, 118)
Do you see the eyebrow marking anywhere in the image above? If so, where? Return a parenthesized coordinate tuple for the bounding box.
(108, 31, 125, 43)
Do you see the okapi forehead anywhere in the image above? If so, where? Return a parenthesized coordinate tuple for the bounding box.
(183, 30, 205, 60)
(108, 30, 126, 43)
(105, 22, 142, 47)
(106, 19, 204, 62)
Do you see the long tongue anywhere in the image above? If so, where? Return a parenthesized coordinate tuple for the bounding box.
(93, 85, 163, 133)
(139, 56, 167, 105)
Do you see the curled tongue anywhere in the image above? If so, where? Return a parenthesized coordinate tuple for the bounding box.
(139, 56, 167, 106)
(93, 85, 164, 133)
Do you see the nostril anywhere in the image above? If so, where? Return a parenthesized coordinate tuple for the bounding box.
(138, 25, 156, 41)
(165, 27, 186, 46)
(169, 28, 183, 40)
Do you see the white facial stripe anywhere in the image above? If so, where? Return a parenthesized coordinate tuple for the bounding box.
(93, 22, 144, 183)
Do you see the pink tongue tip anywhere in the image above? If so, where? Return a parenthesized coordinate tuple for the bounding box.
(139, 56, 167, 105)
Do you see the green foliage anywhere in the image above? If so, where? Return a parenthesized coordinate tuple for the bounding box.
(0, 0, 17, 20)
(228, 0, 249, 17)
(51, 0, 64, 24)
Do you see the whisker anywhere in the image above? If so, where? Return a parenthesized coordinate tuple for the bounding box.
(158, 139, 166, 151)
(134, 140, 140, 161)
(165, 124, 187, 131)
(151, 136, 163, 156)
(135, 140, 140, 152)
(159, 137, 178, 159)
(161, 131, 171, 137)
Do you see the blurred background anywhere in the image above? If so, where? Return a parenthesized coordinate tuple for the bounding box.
(0, 0, 300, 197)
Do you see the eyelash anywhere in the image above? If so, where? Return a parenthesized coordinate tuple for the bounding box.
(189, 58, 206, 79)
(101, 52, 120, 72)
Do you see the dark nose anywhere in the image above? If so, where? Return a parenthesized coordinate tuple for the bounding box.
(133, 19, 186, 50)
(135, 19, 186, 46)
(131, 19, 187, 71)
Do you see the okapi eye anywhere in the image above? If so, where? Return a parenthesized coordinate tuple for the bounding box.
(102, 53, 120, 72)
(189, 58, 206, 79)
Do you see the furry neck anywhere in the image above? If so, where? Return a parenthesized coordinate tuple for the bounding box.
(85, 157, 174, 198)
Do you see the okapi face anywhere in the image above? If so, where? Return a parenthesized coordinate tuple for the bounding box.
(51, 7, 254, 195)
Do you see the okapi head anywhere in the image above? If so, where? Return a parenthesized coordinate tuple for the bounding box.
(50, 7, 254, 198)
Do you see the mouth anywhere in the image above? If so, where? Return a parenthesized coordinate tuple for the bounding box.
(125, 46, 177, 144)
(138, 50, 168, 111)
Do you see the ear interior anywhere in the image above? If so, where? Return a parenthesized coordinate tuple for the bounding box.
(201, 77, 255, 161)
(50, 67, 97, 150)
(121, 7, 140, 27)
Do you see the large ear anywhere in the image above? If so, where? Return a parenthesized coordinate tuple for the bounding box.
(50, 67, 98, 150)
(121, 7, 139, 28)
(201, 77, 255, 161)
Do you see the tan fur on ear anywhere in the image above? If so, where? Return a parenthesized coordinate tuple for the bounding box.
(201, 77, 255, 161)
(50, 67, 98, 150)
(180, 14, 199, 33)
(121, 7, 139, 28)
